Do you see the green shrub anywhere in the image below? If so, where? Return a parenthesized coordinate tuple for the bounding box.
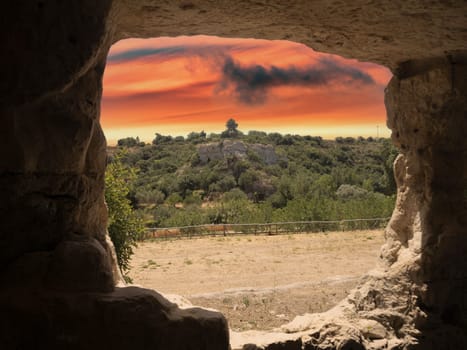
(105, 153, 145, 281)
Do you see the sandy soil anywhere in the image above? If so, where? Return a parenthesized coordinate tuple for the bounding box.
(130, 230, 385, 331)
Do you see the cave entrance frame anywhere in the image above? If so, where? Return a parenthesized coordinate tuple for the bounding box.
(2, 1, 466, 349)
(103, 33, 398, 331)
(107, 2, 467, 346)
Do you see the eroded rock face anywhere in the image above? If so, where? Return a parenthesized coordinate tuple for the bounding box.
(198, 142, 225, 163)
(0, 286, 229, 350)
(0, 1, 229, 349)
(250, 144, 279, 165)
(113, 0, 467, 70)
(383, 59, 467, 347)
(0, 1, 116, 289)
(1, 1, 466, 349)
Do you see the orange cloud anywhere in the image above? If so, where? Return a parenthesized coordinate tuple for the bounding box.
(101, 36, 392, 144)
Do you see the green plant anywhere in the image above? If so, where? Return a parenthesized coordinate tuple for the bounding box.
(105, 152, 145, 282)
(242, 296, 250, 308)
(113, 127, 397, 232)
(221, 118, 241, 138)
(142, 259, 160, 269)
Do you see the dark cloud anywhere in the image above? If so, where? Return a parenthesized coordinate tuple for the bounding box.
(107, 46, 189, 63)
(107, 43, 255, 63)
(107, 39, 275, 68)
(216, 56, 376, 105)
(107, 43, 376, 107)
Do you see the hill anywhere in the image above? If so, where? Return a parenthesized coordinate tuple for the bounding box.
(110, 131, 398, 228)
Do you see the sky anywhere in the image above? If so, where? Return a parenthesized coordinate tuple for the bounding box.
(101, 36, 392, 145)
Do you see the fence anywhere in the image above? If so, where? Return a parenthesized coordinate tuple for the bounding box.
(141, 217, 391, 241)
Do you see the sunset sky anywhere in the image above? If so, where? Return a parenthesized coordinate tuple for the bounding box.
(101, 36, 392, 145)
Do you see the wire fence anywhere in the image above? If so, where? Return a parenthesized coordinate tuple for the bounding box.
(140, 217, 391, 241)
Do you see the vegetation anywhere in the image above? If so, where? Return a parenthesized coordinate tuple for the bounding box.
(108, 120, 398, 232)
(221, 118, 242, 138)
(105, 152, 145, 281)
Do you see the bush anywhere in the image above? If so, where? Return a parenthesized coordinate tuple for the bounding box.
(152, 133, 173, 145)
(336, 184, 368, 200)
(223, 188, 249, 202)
(105, 153, 145, 281)
(111, 130, 398, 233)
(209, 175, 236, 193)
(135, 188, 165, 206)
(117, 136, 144, 147)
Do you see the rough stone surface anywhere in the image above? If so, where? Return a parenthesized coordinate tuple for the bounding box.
(0, 286, 229, 350)
(198, 140, 279, 165)
(45, 236, 115, 293)
(0, 0, 117, 291)
(1, 1, 466, 349)
(355, 319, 387, 340)
(222, 140, 249, 160)
(198, 142, 225, 163)
(250, 144, 279, 165)
(112, 0, 467, 70)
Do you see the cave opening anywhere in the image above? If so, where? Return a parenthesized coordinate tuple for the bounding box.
(2, 2, 466, 349)
(101, 35, 399, 333)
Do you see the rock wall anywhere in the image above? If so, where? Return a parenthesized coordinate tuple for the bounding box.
(113, 0, 467, 70)
(383, 57, 467, 347)
(0, 1, 466, 349)
(0, 0, 116, 289)
(0, 1, 228, 349)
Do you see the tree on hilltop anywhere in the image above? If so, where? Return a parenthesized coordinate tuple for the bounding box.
(221, 118, 241, 138)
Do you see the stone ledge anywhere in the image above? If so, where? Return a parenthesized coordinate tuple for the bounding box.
(0, 286, 229, 350)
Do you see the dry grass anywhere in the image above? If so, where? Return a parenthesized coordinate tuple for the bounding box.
(130, 230, 385, 330)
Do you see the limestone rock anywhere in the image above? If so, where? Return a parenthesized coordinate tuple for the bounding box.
(198, 142, 224, 163)
(250, 144, 278, 165)
(45, 235, 115, 293)
(198, 140, 279, 165)
(113, 1, 467, 70)
(222, 140, 248, 159)
(0, 286, 229, 350)
(355, 319, 387, 340)
(366, 339, 388, 350)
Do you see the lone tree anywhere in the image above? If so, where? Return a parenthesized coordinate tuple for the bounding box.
(221, 118, 240, 138)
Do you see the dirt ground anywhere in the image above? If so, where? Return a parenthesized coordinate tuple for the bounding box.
(130, 230, 385, 331)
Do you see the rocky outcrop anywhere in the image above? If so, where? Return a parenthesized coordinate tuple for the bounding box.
(250, 144, 279, 165)
(222, 140, 249, 160)
(198, 140, 279, 165)
(0, 286, 229, 350)
(198, 142, 225, 163)
(1, 1, 466, 349)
